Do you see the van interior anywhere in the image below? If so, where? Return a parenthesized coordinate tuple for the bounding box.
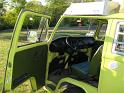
(47, 18, 108, 90)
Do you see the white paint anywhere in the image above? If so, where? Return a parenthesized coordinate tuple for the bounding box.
(64, 2, 108, 15)
(108, 61, 119, 70)
(64, 1, 120, 16)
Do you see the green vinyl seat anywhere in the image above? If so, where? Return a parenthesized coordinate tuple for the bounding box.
(71, 45, 103, 78)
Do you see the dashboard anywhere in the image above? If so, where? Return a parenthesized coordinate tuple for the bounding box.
(49, 37, 95, 54)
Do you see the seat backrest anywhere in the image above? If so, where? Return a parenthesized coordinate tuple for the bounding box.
(88, 45, 103, 77)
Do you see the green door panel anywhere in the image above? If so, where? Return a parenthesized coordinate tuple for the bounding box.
(3, 10, 51, 92)
(12, 45, 48, 90)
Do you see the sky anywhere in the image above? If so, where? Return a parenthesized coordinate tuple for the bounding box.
(26, 0, 46, 5)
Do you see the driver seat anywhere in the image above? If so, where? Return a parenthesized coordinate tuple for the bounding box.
(71, 45, 103, 80)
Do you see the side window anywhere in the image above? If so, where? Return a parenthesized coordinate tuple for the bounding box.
(113, 22, 124, 55)
(97, 24, 108, 40)
(18, 14, 50, 47)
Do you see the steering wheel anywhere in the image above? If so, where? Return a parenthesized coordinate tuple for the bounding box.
(66, 36, 89, 51)
(66, 37, 77, 51)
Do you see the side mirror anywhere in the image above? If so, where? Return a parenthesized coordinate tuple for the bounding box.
(27, 31, 38, 43)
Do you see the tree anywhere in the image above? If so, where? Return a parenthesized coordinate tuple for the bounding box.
(0, 9, 18, 30)
(12, 0, 26, 8)
(46, 0, 71, 26)
(0, 0, 9, 15)
(25, 0, 44, 13)
(11, 0, 26, 13)
(0, 0, 47, 30)
(0, 0, 3, 8)
(72, 0, 94, 2)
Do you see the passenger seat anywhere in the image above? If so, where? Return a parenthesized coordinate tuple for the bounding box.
(71, 45, 103, 78)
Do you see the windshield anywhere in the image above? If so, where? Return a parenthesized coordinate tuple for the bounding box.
(54, 17, 107, 39)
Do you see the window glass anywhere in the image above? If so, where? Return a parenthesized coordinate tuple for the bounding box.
(54, 18, 99, 38)
(98, 24, 107, 40)
(54, 18, 108, 40)
(113, 22, 124, 55)
(119, 25, 124, 32)
(117, 34, 124, 42)
(18, 14, 50, 47)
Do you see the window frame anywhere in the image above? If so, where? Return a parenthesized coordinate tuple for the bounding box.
(112, 22, 124, 55)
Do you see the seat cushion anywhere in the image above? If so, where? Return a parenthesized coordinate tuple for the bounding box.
(71, 61, 89, 77)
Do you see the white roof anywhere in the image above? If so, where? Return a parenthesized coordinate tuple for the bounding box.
(63, 1, 120, 16)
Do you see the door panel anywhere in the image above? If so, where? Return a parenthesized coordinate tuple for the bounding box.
(3, 10, 51, 92)
(12, 45, 48, 89)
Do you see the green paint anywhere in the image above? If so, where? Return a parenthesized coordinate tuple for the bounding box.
(2, 9, 124, 93)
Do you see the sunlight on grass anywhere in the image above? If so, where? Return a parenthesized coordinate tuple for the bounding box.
(0, 34, 11, 92)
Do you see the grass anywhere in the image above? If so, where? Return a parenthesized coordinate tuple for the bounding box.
(0, 31, 46, 93)
(0, 31, 12, 92)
